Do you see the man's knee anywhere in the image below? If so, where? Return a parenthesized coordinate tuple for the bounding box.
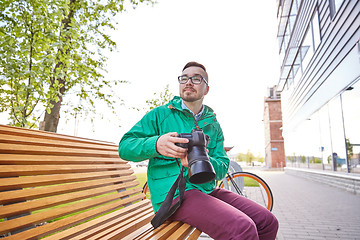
(269, 213, 279, 232)
(258, 211, 279, 239)
(228, 216, 259, 240)
(265, 211, 279, 230)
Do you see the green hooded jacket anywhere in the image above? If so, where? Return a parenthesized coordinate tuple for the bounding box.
(118, 96, 230, 212)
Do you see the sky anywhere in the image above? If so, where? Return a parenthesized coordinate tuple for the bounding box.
(34, 0, 281, 156)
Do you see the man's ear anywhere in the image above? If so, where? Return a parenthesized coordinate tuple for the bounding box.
(204, 86, 210, 95)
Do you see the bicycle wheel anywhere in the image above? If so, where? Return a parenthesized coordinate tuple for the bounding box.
(142, 182, 151, 200)
(219, 172, 274, 211)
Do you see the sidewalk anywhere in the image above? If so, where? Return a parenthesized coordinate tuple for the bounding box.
(258, 170, 360, 240)
(199, 170, 360, 239)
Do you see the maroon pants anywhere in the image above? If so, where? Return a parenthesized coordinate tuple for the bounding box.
(170, 188, 278, 240)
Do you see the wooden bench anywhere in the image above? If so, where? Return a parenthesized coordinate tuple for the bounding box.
(0, 124, 202, 240)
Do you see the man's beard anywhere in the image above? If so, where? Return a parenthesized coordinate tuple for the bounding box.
(180, 91, 202, 102)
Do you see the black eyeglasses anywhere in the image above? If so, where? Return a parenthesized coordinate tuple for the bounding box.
(178, 75, 208, 85)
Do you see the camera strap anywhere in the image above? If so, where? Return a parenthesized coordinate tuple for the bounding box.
(151, 159, 186, 229)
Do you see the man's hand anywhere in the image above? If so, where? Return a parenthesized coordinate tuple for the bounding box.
(156, 132, 189, 160)
(180, 154, 189, 168)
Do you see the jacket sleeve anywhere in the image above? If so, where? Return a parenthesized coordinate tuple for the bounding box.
(208, 127, 230, 181)
(118, 110, 161, 162)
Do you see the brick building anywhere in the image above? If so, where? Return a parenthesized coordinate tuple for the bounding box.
(264, 86, 285, 168)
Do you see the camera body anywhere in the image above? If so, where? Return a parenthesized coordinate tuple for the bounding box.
(176, 129, 216, 184)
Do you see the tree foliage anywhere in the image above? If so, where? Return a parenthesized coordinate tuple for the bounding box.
(236, 150, 263, 165)
(0, 0, 153, 130)
(145, 84, 174, 113)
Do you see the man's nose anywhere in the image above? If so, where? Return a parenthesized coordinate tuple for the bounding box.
(185, 79, 194, 86)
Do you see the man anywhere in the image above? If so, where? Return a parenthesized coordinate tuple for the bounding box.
(119, 62, 278, 239)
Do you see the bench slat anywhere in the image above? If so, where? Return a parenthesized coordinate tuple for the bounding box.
(0, 164, 128, 177)
(0, 175, 136, 205)
(168, 223, 196, 240)
(74, 208, 154, 240)
(0, 133, 117, 151)
(2, 195, 147, 240)
(0, 143, 119, 157)
(0, 181, 140, 218)
(0, 188, 143, 235)
(132, 221, 183, 240)
(45, 200, 153, 240)
(0, 169, 133, 191)
(125, 222, 201, 240)
(187, 229, 202, 240)
(0, 125, 115, 145)
(126, 221, 172, 240)
(122, 223, 157, 240)
(0, 154, 125, 164)
(104, 212, 155, 240)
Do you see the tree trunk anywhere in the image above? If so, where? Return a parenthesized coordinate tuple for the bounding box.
(40, 0, 75, 132)
(41, 97, 63, 132)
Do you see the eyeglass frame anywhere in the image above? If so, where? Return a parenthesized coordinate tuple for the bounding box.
(177, 75, 208, 85)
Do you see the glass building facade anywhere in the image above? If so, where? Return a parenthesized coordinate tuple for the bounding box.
(275, 0, 360, 173)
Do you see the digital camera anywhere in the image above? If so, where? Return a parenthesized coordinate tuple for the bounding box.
(176, 129, 216, 184)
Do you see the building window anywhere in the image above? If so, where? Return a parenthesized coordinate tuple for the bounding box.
(292, 52, 302, 86)
(312, 10, 321, 50)
(300, 28, 313, 72)
(328, 96, 347, 168)
(292, 8, 321, 83)
(329, 0, 344, 19)
(289, 0, 298, 33)
(341, 80, 360, 169)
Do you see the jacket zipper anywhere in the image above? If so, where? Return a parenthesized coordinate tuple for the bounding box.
(169, 104, 214, 130)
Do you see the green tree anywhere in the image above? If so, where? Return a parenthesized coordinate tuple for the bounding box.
(236, 153, 246, 162)
(0, 0, 153, 131)
(245, 149, 255, 165)
(145, 84, 174, 112)
(256, 152, 264, 163)
(346, 138, 353, 160)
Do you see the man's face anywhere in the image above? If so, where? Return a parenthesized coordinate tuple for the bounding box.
(179, 66, 209, 103)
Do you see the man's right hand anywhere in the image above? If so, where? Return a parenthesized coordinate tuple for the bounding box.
(156, 132, 189, 159)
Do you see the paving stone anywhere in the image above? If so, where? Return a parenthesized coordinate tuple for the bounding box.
(191, 170, 360, 239)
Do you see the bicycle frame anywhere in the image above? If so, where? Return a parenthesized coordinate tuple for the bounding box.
(225, 172, 244, 196)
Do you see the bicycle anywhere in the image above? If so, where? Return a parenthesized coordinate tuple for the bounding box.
(142, 160, 274, 211)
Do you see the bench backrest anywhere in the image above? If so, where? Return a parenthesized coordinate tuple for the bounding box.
(0, 124, 152, 239)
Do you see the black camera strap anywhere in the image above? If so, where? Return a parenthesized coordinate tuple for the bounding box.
(151, 159, 186, 229)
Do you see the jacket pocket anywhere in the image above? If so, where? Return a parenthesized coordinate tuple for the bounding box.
(147, 160, 180, 204)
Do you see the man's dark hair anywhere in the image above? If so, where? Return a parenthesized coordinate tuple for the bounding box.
(182, 61, 207, 72)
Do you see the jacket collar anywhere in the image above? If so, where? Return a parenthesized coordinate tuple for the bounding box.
(167, 96, 215, 117)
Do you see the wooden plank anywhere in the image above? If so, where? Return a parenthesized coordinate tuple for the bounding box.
(0, 154, 125, 165)
(148, 221, 183, 240)
(0, 169, 133, 191)
(0, 143, 119, 157)
(104, 212, 155, 240)
(126, 221, 202, 240)
(0, 133, 118, 151)
(122, 223, 156, 240)
(2, 195, 147, 240)
(126, 222, 175, 240)
(0, 175, 137, 205)
(0, 164, 127, 177)
(70, 207, 154, 240)
(0, 181, 140, 218)
(45, 200, 153, 240)
(167, 223, 194, 240)
(187, 229, 202, 240)
(0, 188, 143, 235)
(0, 124, 116, 146)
